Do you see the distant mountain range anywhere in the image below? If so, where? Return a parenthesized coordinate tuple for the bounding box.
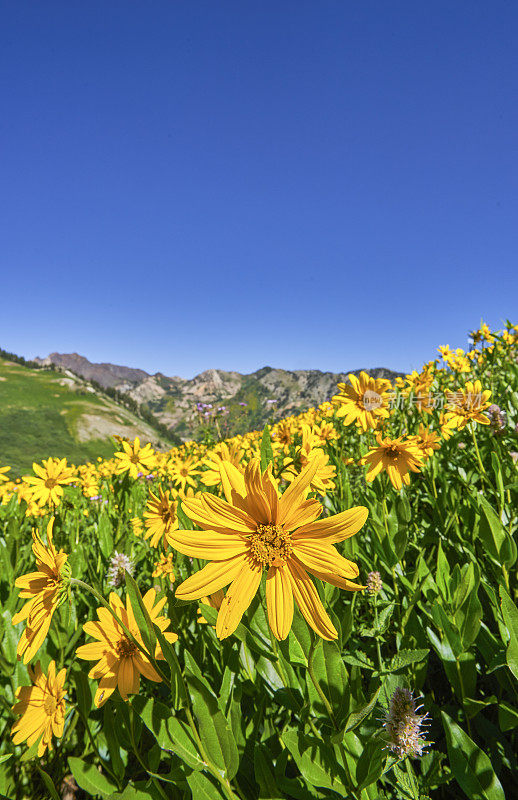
(35, 353, 404, 440)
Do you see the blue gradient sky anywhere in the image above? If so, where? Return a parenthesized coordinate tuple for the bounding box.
(1, 1, 516, 378)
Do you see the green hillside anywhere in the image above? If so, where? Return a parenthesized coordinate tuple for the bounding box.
(0, 357, 171, 475)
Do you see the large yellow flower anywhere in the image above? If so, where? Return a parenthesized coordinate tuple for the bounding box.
(167, 459, 367, 642)
(114, 437, 156, 479)
(22, 457, 75, 507)
(13, 518, 69, 663)
(332, 372, 393, 431)
(11, 660, 66, 757)
(444, 380, 492, 430)
(76, 589, 178, 707)
(143, 486, 179, 547)
(363, 435, 423, 490)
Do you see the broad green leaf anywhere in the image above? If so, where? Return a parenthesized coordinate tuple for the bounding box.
(124, 571, 157, 656)
(103, 704, 125, 780)
(376, 602, 395, 634)
(477, 496, 505, 561)
(35, 767, 61, 800)
(73, 669, 92, 719)
(342, 685, 381, 733)
(97, 511, 114, 559)
(186, 674, 240, 780)
(278, 611, 312, 666)
(355, 735, 386, 791)
(388, 648, 429, 672)
(499, 585, 518, 680)
(281, 729, 348, 792)
(132, 696, 205, 771)
(68, 756, 119, 798)
(198, 603, 274, 660)
(187, 772, 227, 800)
(441, 712, 505, 800)
(498, 701, 518, 731)
(254, 745, 284, 799)
(307, 639, 348, 722)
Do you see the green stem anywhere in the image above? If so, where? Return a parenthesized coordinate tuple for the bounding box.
(470, 423, 486, 477)
(373, 597, 383, 673)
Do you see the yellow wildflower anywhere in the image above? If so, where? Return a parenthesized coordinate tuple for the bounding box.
(22, 458, 75, 507)
(13, 518, 69, 663)
(332, 372, 393, 431)
(168, 459, 367, 642)
(363, 435, 423, 490)
(11, 661, 66, 757)
(76, 589, 178, 707)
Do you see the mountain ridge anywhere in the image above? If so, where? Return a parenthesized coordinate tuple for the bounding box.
(35, 352, 404, 440)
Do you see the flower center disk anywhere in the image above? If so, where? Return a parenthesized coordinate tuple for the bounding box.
(116, 636, 139, 659)
(249, 523, 292, 568)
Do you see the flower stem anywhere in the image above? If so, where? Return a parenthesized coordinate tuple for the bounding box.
(470, 423, 486, 477)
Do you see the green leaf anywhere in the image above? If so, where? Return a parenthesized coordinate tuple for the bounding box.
(355, 735, 386, 791)
(97, 511, 114, 560)
(499, 585, 518, 680)
(376, 603, 395, 634)
(198, 603, 274, 659)
(73, 669, 92, 719)
(342, 685, 382, 733)
(124, 571, 157, 656)
(254, 745, 284, 799)
(132, 696, 205, 770)
(35, 767, 61, 800)
(477, 496, 505, 561)
(154, 624, 186, 707)
(68, 756, 119, 798)
(186, 674, 240, 780)
(281, 730, 348, 792)
(103, 704, 125, 780)
(441, 712, 505, 800)
(307, 639, 348, 722)
(187, 772, 227, 800)
(388, 648, 429, 672)
(278, 610, 312, 666)
(498, 702, 518, 731)
(260, 425, 274, 474)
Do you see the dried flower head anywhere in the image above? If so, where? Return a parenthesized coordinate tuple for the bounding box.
(366, 571, 383, 595)
(383, 687, 429, 758)
(107, 552, 134, 588)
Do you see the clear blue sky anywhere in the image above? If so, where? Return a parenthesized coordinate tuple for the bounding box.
(1, 1, 516, 378)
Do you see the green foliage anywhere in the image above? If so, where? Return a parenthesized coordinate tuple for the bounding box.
(1, 326, 518, 799)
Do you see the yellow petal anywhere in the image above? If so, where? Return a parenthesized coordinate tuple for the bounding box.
(265, 565, 294, 641)
(175, 555, 247, 601)
(292, 540, 359, 579)
(166, 529, 249, 560)
(278, 458, 320, 528)
(219, 461, 246, 503)
(215, 559, 263, 640)
(286, 560, 337, 640)
(182, 495, 256, 534)
(293, 506, 368, 544)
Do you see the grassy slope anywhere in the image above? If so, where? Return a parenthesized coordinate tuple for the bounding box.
(0, 358, 170, 475)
